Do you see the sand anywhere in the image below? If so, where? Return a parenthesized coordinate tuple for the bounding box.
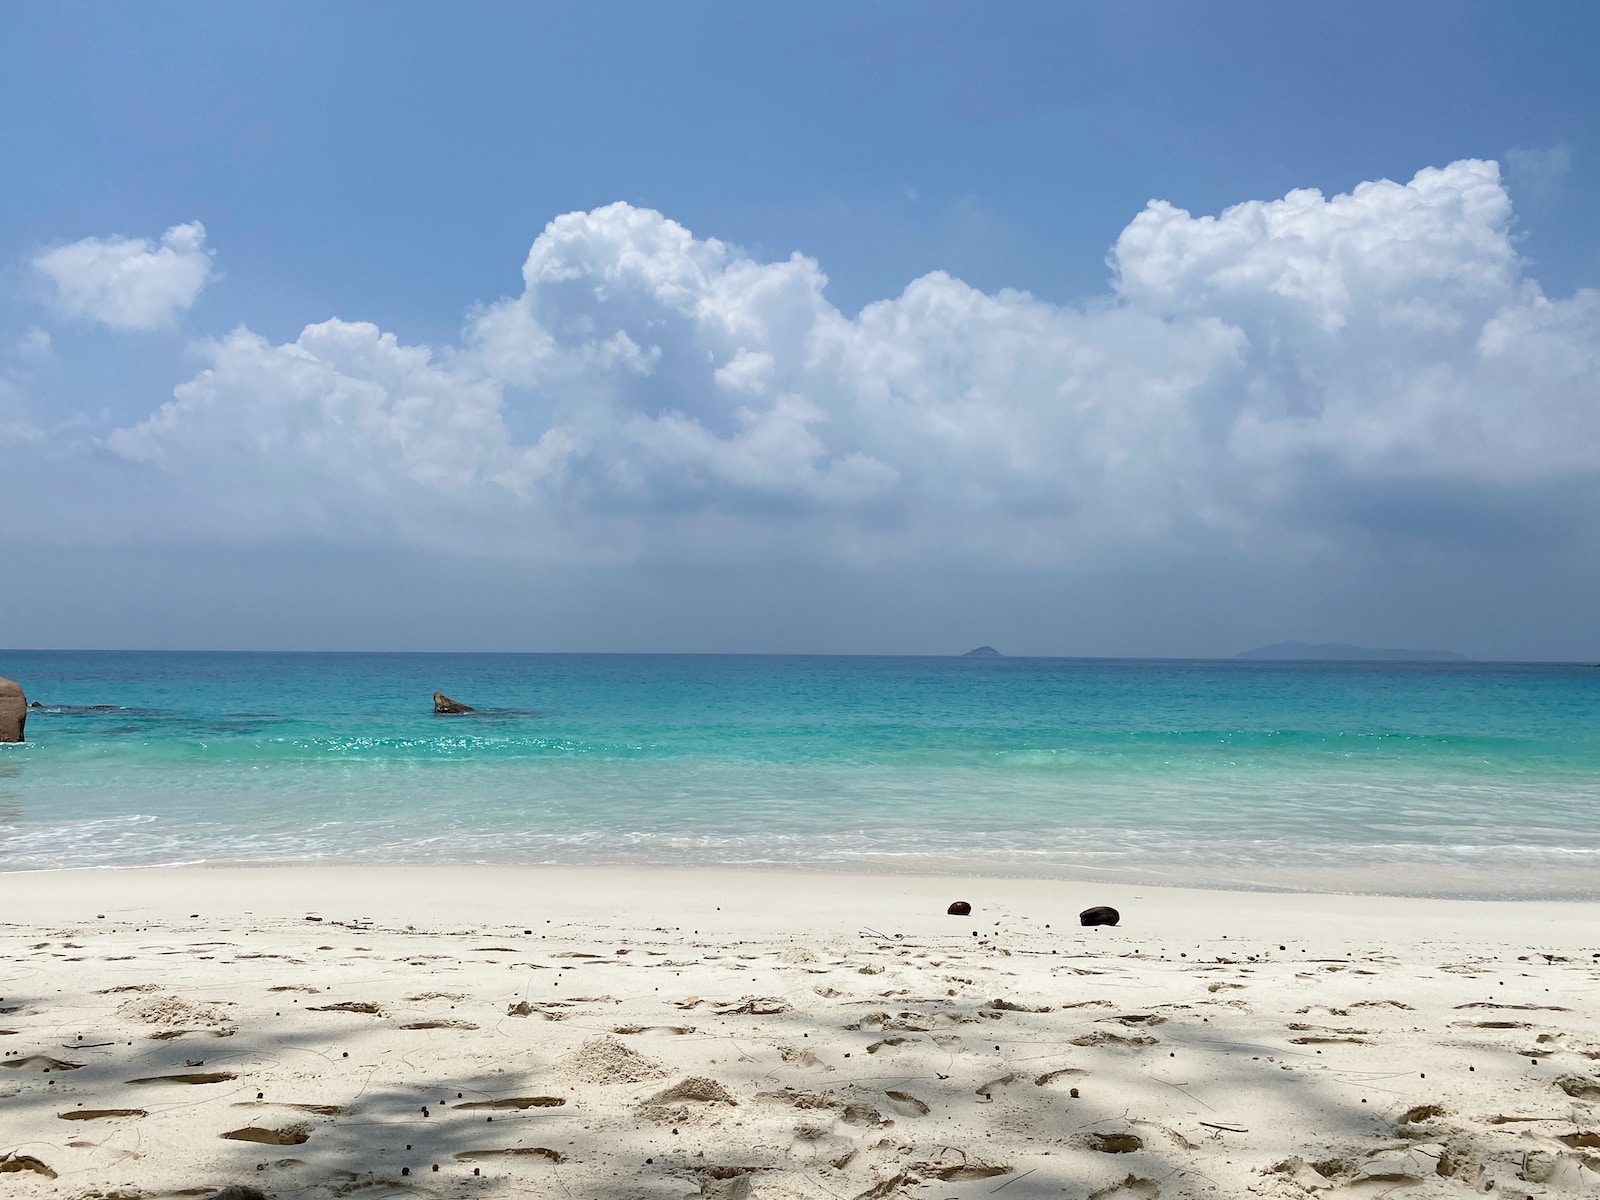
(1, 866, 1598, 1199)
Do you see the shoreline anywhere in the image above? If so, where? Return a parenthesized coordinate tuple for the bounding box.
(3, 855, 1597, 904)
(6, 862, 1600, 938)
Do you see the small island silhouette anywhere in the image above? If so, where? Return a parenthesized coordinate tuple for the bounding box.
(961, 645, 1004, 658)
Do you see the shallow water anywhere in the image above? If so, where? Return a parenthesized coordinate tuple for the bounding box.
(2, 651, 1597, 897)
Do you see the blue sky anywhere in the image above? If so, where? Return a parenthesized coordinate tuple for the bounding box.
(2, 2, 1598, 656)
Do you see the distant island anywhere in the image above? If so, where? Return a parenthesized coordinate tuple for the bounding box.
(961, 645, 1004, 658)
(1237, 640, 1468, 663)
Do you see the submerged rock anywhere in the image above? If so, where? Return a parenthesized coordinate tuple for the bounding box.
(433, 691, 474, 714)
(0, 676, 25, 742)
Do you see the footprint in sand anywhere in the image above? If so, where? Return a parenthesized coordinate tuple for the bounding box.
(778, 1045, 826, 1068)
(1396, 1104, 1448, 1125)
(455, 1096, 566, 1110)
(400, 1019, 480, 1030)
(1033, 1067, 1088, 1087)
(1555, 1074, 1600, 1098)
(716, 996, 789, 1015)
(507, 1001, 564, 1019)
(840, 1102, 889, 1128)
(0, 1154, 57, 1179)
(883, 1089, 929, 1116)
(1087, 1173, 1159, 1199)
(2, 1055, 83, 1072)
(974, 1073, 1027, 1097)
(456, 1147, 565, 1163)
(221, 1125, 311, 1145)
(306, 1001, 383, 1014)
(1071, 1031, 1157, 1049)
(866, 1037, 912, 1055)
(59, 1108, 146, 1120)
(1082, 1131, 1143, 1154)
(912, 1154, 1012, 1181)
(232, 1102, 343, 1115)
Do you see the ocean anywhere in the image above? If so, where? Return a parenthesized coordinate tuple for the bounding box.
(1, 651, 1597, 898)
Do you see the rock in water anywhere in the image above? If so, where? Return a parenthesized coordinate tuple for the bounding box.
(947, 900, 972, 916)
(0, 676, 26, 743)
(1079, 905, 1119, 927)
(433, 691, 474, 714)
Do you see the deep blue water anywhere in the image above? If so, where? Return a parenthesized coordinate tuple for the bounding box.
(2, 652, 1597, 896)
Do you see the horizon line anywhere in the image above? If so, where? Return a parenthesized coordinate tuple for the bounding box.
(4, 647, 1592, 665)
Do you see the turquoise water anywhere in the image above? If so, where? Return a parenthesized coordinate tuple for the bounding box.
(2, 652, 1598, 897)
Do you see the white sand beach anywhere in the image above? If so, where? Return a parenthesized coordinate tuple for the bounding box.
(2, 867, 1599, 1199)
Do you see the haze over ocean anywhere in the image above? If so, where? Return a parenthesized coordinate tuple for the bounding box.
(3, 651, 1596, 897)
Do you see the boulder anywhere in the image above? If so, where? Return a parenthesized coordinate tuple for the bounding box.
(0, 676, 26, 743)
(433, 691, 474, 714)
(1079, 905, 1120, 927)
(947, 900, 972, 916)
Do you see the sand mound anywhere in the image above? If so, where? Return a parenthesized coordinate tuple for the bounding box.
(645, 1076, 736, 1106)
(117, 995, 232, 1026)
(560, 1035, 668, 1084)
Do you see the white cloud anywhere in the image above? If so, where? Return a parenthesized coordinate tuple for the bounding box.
(27, 161, 1600, 570)
(0, 328, 58, 442)
(34, 221, 215, 330)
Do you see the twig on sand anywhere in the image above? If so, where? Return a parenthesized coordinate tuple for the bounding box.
(1154, 1076, 1214, 1111)
(990, 1167, 1036, 1191)
(1198, 1121, 1248, 1133)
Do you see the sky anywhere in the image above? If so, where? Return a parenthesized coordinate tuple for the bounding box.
(2, 1, 1598, 658)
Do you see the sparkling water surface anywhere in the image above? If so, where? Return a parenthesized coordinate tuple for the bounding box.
(2, 651, 1597, 897)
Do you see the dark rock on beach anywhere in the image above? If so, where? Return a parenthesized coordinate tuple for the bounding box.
(0, 676, 26, 743)
(1079, 905, 1120, 927)
(433, 691, 475, 714)
(947, 900, 972, 916)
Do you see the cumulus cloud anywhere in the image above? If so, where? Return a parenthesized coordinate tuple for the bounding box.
(30, 162, 1600, 570)
(34, 221, 215, 330)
